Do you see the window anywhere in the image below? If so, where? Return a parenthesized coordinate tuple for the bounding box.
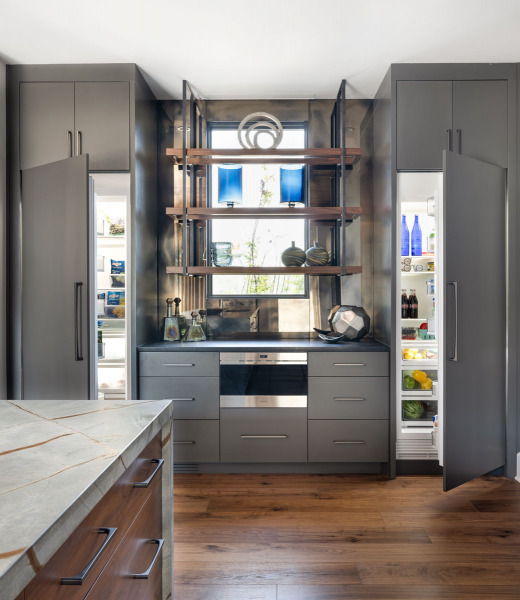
(207, 124, 308, 298)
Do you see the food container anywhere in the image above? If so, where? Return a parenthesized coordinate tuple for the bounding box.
(401, 327, 417, 340)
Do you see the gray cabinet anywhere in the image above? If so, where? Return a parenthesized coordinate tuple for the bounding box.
(308, 352, 389, 377)
(139, 351, 219, 377)
(173, 420, 220, 463)
(19, 81, 130, 171)
(397, 79, 508, 170)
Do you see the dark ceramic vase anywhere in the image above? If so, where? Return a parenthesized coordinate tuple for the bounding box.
(305, 241, 329, 266)
(328, 305, 370, 341)
(281, 241, 306, 267)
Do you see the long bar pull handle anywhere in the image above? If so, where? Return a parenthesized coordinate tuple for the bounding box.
(76, 130, 82, 156)
(240, 435, 288, 439)
(133, 539, 164, 579)
(174, 440, 196, 445)
(334, 397, 366, 402)
(165, 397, 195, 402)
(446, 129, 452, 152)
(456, 129, 462, 154)
(333, 363, 365, 367)
(74, 282, 83, 361)
(162, 363, 195, 367)
(61, 527, 117, 585)
(133, 459, 164, 488)
(333, 440, 366, 445)
(67, 131, 73, 158)
(447, 281, 459, 362)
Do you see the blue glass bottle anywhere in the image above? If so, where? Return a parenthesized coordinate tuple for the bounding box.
(401, 215, 409, 256)
(411, 215, 422, 256)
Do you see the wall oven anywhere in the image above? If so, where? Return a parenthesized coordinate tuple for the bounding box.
(219, 352, 307, 408)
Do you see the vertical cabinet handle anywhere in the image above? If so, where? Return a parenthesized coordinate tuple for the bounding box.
(446, 129, 452, 152)
(133, 458, 164, 488)
(76, 130, 82, 156)
(456, 129, 462, 154)
(132, 539, 164, 579)
(74, 282, 84, 361)
(67, 131, 73, 158)
(61, 527, 117, 585)
(447, 281, 459, 362)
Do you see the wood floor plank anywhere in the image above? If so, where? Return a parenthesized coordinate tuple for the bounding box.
(173, 584, 277, 600)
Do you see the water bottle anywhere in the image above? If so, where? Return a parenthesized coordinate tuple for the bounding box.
(401, 215, 409, 256)
(411, 215, 422, 256)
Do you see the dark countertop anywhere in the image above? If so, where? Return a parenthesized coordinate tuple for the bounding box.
(138, 338, 389, 352)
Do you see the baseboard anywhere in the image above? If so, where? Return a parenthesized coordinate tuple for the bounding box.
(396, 459, 443, 476)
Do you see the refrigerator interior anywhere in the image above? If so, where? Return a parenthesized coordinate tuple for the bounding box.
(397, 172, 444, 463)
(92, 173, 131, 400)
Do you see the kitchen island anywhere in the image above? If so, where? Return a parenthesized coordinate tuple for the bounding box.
(0, 399, 173, 600)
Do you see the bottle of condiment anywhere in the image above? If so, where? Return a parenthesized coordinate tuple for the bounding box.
(401, 215, 409, 256)
(173, 298, 187, 337)
(409, 289, 418, 318)
(427, 229, 435, 253)
(411, 215, 422, 256)
(401, 289, 410, 319)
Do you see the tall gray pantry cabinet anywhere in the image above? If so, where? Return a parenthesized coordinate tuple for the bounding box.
(7, 64, 159, 400)
(371, 63, 518, 490)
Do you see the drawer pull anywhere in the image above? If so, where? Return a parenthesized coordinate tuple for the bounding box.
(334, 397, 366, 402)
(333, 440, 366, 444)
(133, 538, 164, 579)
(240, 435, 288, 439)
(166, 397, 195, 402)
(333, 363, 365, 367)
(133, 458, 164, 488)
(162, 363, 195, 367)
(174, 440, 196, 445)
(61, 527, 117, 585)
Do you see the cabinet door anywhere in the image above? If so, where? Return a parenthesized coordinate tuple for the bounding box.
(20, 82, 75, 170)
(396, 81, 452, 171)
(75, 82, 130, 171)
(452, 80, 508, 168)
(443, 151, 506, 491)
(21, 156, 90, 399)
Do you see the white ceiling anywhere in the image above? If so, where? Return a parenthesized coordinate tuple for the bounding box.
(1, 0, 520, 100)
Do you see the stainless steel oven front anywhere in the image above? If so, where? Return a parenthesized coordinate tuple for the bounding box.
(219, 352, 307, 408)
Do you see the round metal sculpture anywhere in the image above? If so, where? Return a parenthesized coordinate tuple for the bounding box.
(305, 241, 329, 266)
(238, 112, 284, 149)
(281, 241, 306, 267)
(328, 305, 370, 341)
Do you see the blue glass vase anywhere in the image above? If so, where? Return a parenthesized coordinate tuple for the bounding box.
(218, 164, 243, 207)
(280, 165, 304, 206)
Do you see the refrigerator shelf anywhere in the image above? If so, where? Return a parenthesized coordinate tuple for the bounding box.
(401, 360, 439, 368)
(401, 339, 437, 347)
(98, 359, 126, 367)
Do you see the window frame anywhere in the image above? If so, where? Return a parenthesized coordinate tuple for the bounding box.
(206, 121, 310, 300)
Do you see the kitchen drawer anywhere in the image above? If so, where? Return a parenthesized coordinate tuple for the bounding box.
(308, 352, 389, 377)
(308, 420, 389, 463)
(140, 376, 219, 419)
(308, 377, 389, 419)
(139, 351, 219, 377)
(84, 477, 162, 600)
(173, 420, 220, 463)
(220, 408, 307, 463)
(26, 435, 163, 600)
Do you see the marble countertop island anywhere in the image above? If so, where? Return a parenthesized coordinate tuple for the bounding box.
(0, 399, 173, 600)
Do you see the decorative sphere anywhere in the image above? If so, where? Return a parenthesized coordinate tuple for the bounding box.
(305, 241, 329, 266)
(281, 242, 306, 267)
(328, 305, 370, 341)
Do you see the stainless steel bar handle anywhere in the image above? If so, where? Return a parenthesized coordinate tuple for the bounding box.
(240, 435, 288, 439)
(133, 459, 164, 488)
(76, 130, 82, 156)
(165, 397, 195, 402)
(333, 440, 366, 444)
(61, 527, 117, 585)
(74, 282, 83, 361)
(174, 440, 196, 445)
(447, 281, 459, 361)
(456, 129, 462, 154)
(333, 363, 365, 367)
(162, 363, 195, 367)
(67, 131, 73, 158)
(446, 129, 452, 151)
(334, 397, 366, 402)
(133, 539, 164, 579)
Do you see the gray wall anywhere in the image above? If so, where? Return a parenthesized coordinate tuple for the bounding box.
(0, 61, 6, 398)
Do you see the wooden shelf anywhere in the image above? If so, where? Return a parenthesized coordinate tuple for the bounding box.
(166, 147, 362, 166)
(166, 266, 362, 276)
(166, 206, 362, 221)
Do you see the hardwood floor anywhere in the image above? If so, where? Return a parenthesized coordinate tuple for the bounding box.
(173, 474, 520, 599)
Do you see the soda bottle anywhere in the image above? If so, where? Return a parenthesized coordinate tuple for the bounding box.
(401, 215, 409, 256)
(409, 289, 418, 318)
(401, 289, 409, 318)
(411, 215, 422, 256)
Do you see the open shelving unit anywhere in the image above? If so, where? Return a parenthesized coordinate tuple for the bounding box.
(166, 80, 363, 279)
